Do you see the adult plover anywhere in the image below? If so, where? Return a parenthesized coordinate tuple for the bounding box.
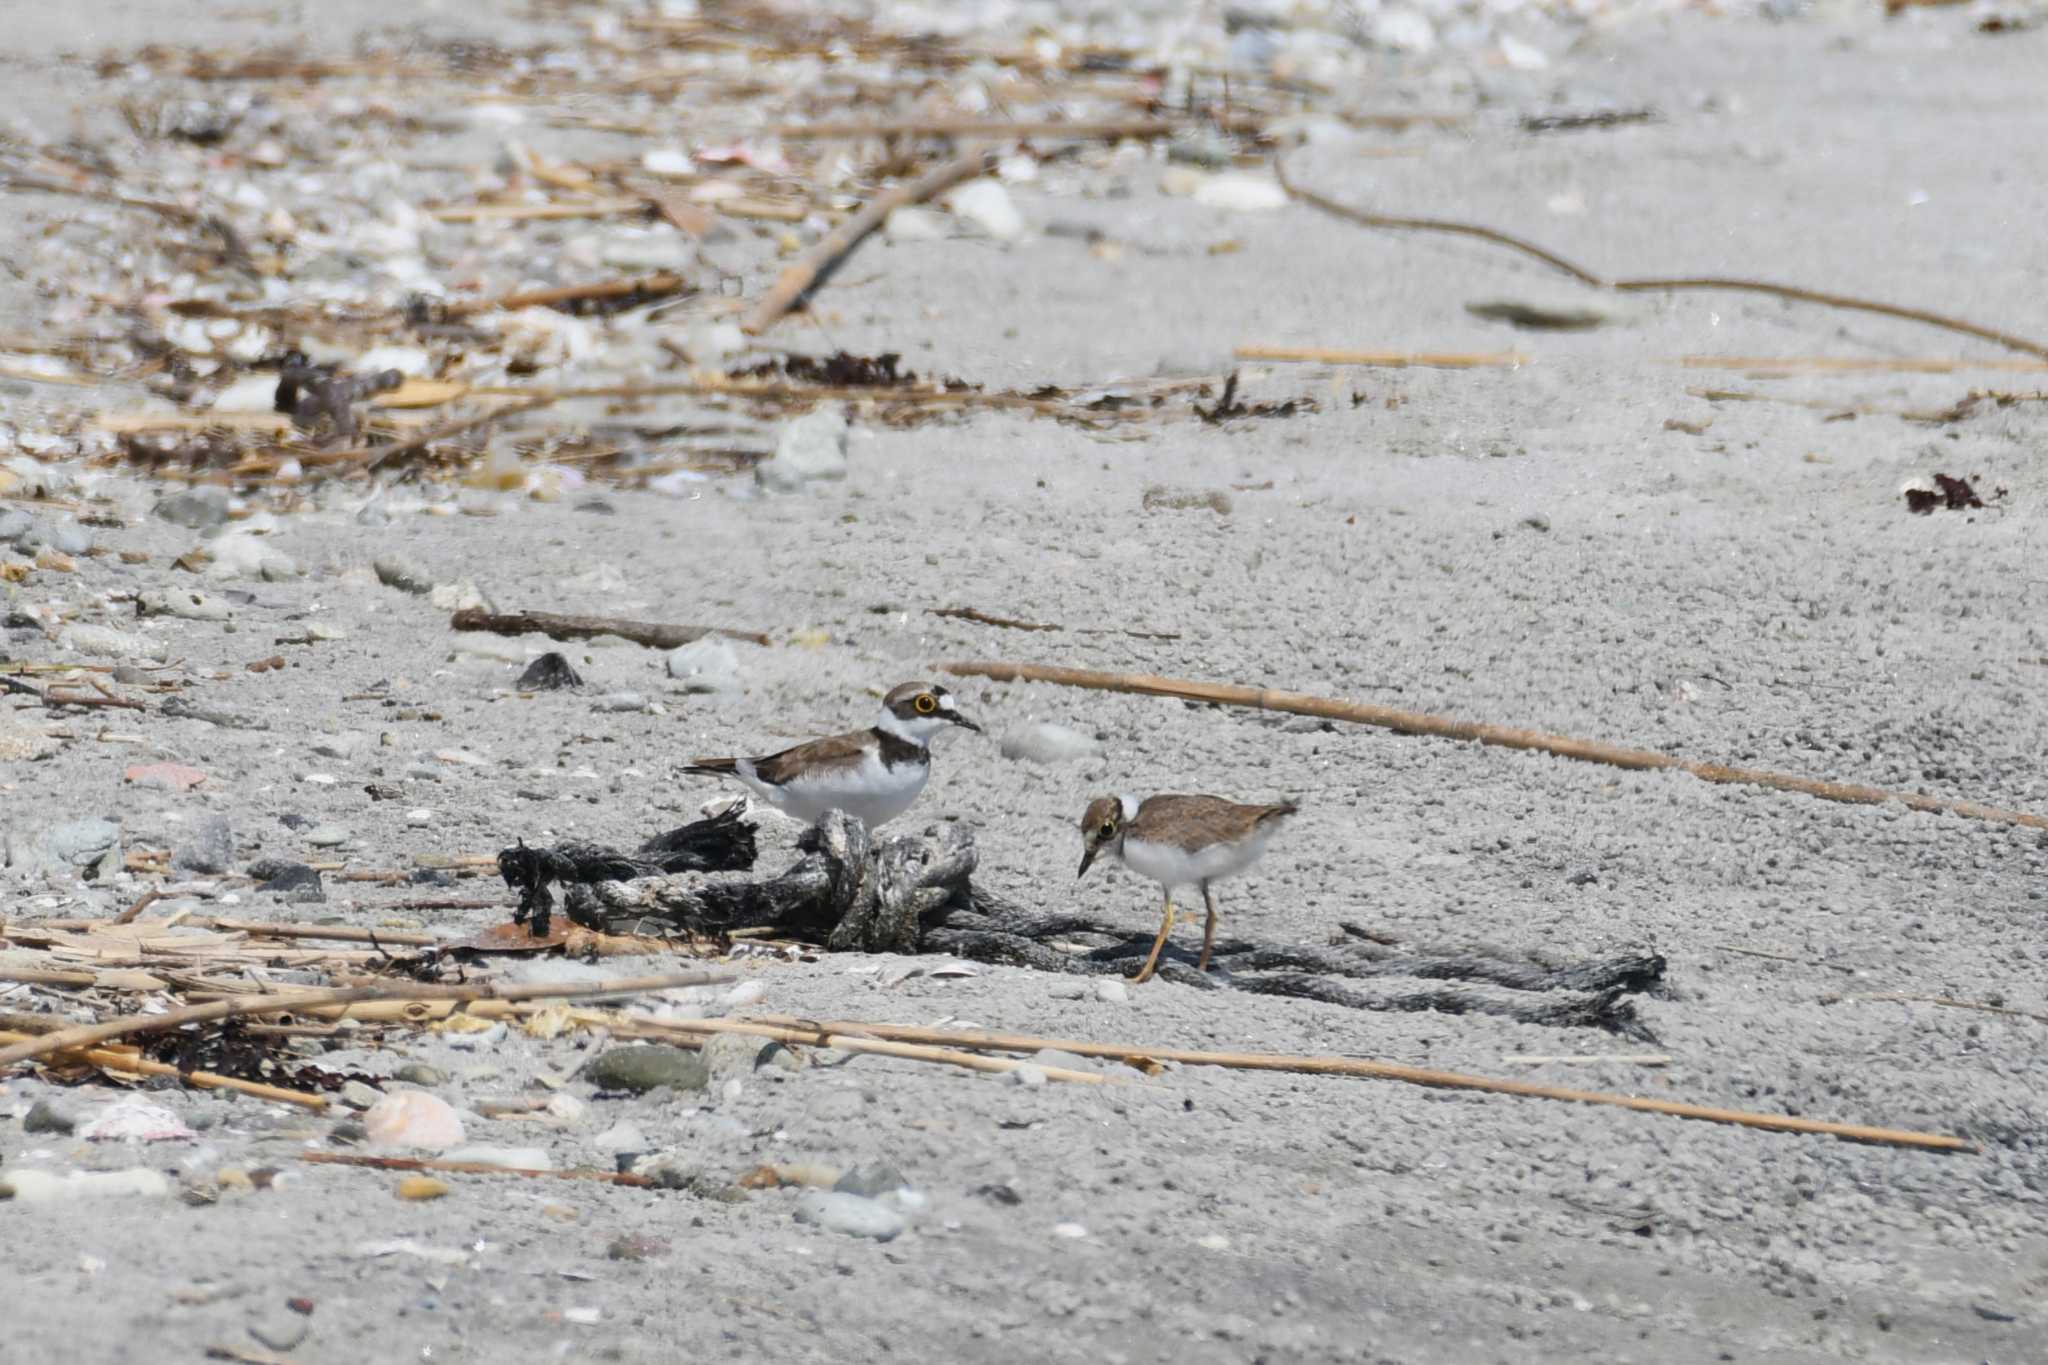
(1077, 793, 1298, 983)
(684, 682, 980, 829)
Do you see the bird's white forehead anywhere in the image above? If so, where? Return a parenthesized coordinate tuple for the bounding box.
(936, 692, 957, 710)
(1118, 793, 1138, 821)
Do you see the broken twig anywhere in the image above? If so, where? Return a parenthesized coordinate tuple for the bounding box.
(742, 147, 995, 335)
(942, 661, 2048, 833)
(1275, 158, 2048, 360)
(450, 606, 772, 650)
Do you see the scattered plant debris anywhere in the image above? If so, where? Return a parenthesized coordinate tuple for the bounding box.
(1193, 372, 1315, 424)
(1904, 473, 2004, 515)
(1521, 108, 1659, 134)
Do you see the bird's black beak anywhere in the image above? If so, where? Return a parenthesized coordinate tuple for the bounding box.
(1077, 844, 1098, 879)
(949, 712, 981, 733)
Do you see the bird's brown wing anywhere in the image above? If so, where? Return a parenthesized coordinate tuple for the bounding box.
(737, 729, 878, 788)
(1132, 795, 1298, 851)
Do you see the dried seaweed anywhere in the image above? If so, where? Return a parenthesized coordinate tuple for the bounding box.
(1905, 472, 2005, 515)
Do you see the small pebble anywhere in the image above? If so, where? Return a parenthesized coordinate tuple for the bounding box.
(340, 1080, 385, 1110)
(396, 1176, 448, 1201)
(23, 1099, 76, 1134)
(794, 1191, 906, 1242)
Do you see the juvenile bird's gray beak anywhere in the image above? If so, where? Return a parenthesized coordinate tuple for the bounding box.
(1077, 844, 1098, 879)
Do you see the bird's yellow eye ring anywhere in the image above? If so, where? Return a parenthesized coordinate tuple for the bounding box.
(914, 694, 938, 715)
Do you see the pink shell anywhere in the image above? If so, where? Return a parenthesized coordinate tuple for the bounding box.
(362, 1091, 466, 1152)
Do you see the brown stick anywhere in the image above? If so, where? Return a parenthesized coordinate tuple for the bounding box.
(741, 1015, 1972, 1153)
(0, 970, 732, 1068)
(299, 1151, 653, 1187)
(618, 1016, 1110, 1085)
(1847, 993, 2048, 1026)
(1235, 345, 1532, 370)
(941, 661, 2048, 833)
(302, 396, 555, 469)
(449, 606, 772, 649)
(428, 197, 649, 223)
(442, 273, 689, 318)
(768, 118, 1255, 142)
(111, 887, 162, 927)
(1275, 158, 2048, 360)
(0, 1030, 329, 1109)
(741, 147, 995, 335)
(1675, 355, 2048, 374)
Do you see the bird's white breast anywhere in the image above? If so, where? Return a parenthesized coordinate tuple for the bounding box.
(738, 749, 928, 828)
(1118, 827, 1274, 890)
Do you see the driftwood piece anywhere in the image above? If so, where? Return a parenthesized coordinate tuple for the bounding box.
(552, 814, 1661, 1039)
(451, 606, 772, 650)
(498, 806, 758, 936)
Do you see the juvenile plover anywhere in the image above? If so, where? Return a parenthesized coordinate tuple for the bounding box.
(684, 682, 979, 829)
(1077, 793, 1298, 983)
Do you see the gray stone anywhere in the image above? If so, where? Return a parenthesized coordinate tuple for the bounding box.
(339, 1081, 384, 1110)
(0, 508, 32, 543)
(304, 825, 350, 849)
(44, 818, 120, 876)
(58, 624, 168, 662)
(584, 1045, 710, 1095)
(174, 815, 235, 875)
(832, 1163, 910, 1198)
(698, 1033, 772, 1087)
(794, 1190, 906, 1242)
(47, 521, 92, 555)
(592, 1120, 650, 1156)
(755, 405, 849, 492)
(392, 1062, 447, 1086)
(998, 722, 1100, 766)
(1092, 979, 1130, 1004)
(1466, 292, 1628, 332)
(23, 1099, 76, 1134)
(758, 1042, 807, 1073)
(665, 637, 740, 693)
(373, 555, 433, 595)
(1566, 865, 1600, 887)
(248, 1311, 309, 1353)
(590, 692, 646, 713)
(154, 486, 232, 529)
(136, 588, 234, 622)
(1006, 1064, 1049, 1088)
(250, 859, 324, 900)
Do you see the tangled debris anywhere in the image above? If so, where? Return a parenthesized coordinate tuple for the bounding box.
(529, 812, 1665, 1039)
(499, 805, 760, 937)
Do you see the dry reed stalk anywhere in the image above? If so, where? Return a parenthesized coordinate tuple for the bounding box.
(1234, 345, 1532, 369)
(300, 1152, 653, 1186)
(942, 661, 2048, 834)
(740, 1016, 1972, 1153)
